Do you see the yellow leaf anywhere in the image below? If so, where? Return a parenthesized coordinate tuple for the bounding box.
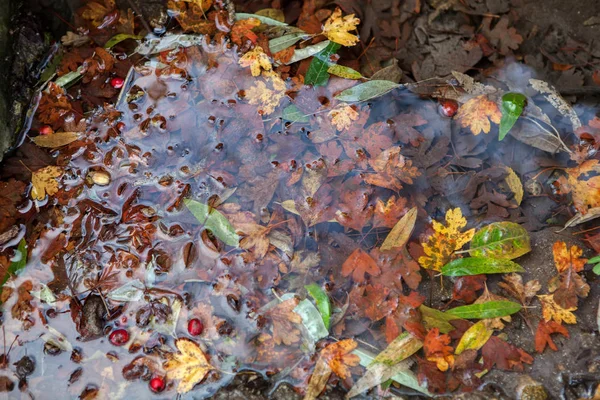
(31, 132, 80, 148)
(537, 294, 577, 324)
(328, 104, 359, 131)
(418, 208, 475, 271)
(255, 8, 285, 22)
(456, 95, 501, 135)
(557, 159, 600, 214)
(31, 166, 63, 200)
(552, 241, 587, 273)
(164, 338, 213, 393)
(455, 320, 494, 355)
(504, 167, 523, 205)
(245, 71, 287, 115)
(321, 7, 360, 47)
(238, 46, 272, 77)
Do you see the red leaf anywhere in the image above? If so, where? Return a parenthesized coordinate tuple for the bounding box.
(342, 248, 381, 283)
(452, 275, 486, 304)
(417, 357, 447, 394)
(423, 328, 453, 358)
(481, 336, 533, 371)
(535, 320, 569, 353)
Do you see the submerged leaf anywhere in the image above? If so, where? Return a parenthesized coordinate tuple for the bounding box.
(456, 95, 501, 135)
(305, 42, 340, 86)
(305, 283, 331, 329)
(469, 222, 531, 260)
(335, 80, 401, 102)
(380, 207, 417, 251)
(184, 199, 240, 246)
(441, 257, 524, 276)
(372, 332, 423, 366)
(445, 301, 522, 319)
(294, 299, 329, 344)
(31, 166, 63, 200)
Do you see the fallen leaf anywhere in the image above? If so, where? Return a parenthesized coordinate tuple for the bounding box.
(0, 180, 27, 232)
(31, 166, 63, 200)
(552, 241, 587, 273)
(268, 298, 302, 345)
(321, 8, 360, 47)
(164, 338, 213, 393)
(231, 17, 260, 46)
(31, 132, 80, 148)
(481, 336, 532, 371)
(363, 147, 420, 192)
(469, 221, 531, 260)
(380, 207, 417, 251)
(498, 273, 541, 306)
(535, 320, 569, 353)
(239, 46, 272, 77)
(328, 104, 359, 131)
(342, 248, 381, 283)
(423, 328, 454, 371)
(455, 320, 493, 355)
(245, 72, 287, 115)
(537, 294, 577, 324)
(373, 195, 408, 229)
(456, 95, 501, 135)
(503, 167, 524, 205)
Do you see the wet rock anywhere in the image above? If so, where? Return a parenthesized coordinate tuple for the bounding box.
(78, 294, 107, 340)
(14, 355, 35, 379)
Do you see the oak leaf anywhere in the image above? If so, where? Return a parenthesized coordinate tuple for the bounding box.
(537, 294, 577, 324)
(239, 46, 272, 77)
(268, 298, 302, 345)
(321, 8, 360, 47)
(456, 95, 501, 135)
(535, 320, 569, 353)
(328, 104, 359, 131)
(418, 208, 475, 272)
(164, 338, 213, 393)
(31, 166, 63, 200)
(423, 328, 454, 371)
(342, 248, 381, 283)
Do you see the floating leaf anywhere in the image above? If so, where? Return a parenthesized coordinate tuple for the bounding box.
(282, 104, 310, 123)
(294, 298, 329, 344)
(441, 257, 524, 276)
(164, 338, 213, 393)
(380, 207, 417, 251)
(305, 42, 340, 86)
(55, 68, 83, 88)
(456, 95, 501, 135)
(469, 222, 531, 260)
(446, 301, 522, 319)
(327, 64, 362, 80)
(499, 92, 526, 140)
(269, 33, 307, 54)
(455, 320, 494, 355)
(372, 332, 423, 366)
(184, 199, 240, 247)
(305, 283, 331, 329)
(31, 132, 80, 148)
(236, 12, 288, 26)
(104, 33, 143, 49)
(335, 80, 401, 102)
(107, 279, 145, 302)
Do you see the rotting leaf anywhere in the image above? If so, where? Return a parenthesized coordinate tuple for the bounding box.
(372, 332, 423, 366)
(184, 199, 240, 247)
(294, 298, 329, 345)
(445, 301, 522, 320)
(423, 328, 454, 371)
(441, 257, 524, 276)
(499, 93, 526, 140)
(469, 222, 531, 260)
(327, 64, 362, 80)
(503, 167, 524, 205)
(268, 298, 302, 345)
(342, 248, 381, 283)
(164, 338, 213, 394)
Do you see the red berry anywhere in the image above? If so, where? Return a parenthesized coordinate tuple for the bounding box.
(39, 125, 54, 135)
(149, 376, 165, 393)
(108, 329, 129, 346)
(187, 318, 203, 336)
(111, 77, 125, 89)
(438, 99, 459, 118)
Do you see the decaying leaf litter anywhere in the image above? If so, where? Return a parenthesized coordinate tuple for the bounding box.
(0, 0, 599, 398)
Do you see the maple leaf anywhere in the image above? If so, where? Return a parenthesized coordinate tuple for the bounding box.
(321, 8, 360, 47)
(417, 357, 447, 394)
(239, 46, 272, 77)
(371, 250, 422, 291)
(498, 273, 541, 306)
(549, 271, 590, 310)
(363, 146, 420, 192)
(455, 95, 501, 135)
(328, 104, 359, 131)
(556, 160, 600, 214)
(372, 195, 407, 229)
(237, 223, 273, 258)
(164, 338, 213, 394)
(424, 328, 455, 372)
(334, 185, 374, 231)
(535, 320, 569, 353)
(482, 16, 523, 55)
(37, 83, 73, 127)
(552, 241, 587, 273)
(481, 336, 533, 371)
(418, 208, 475, 272)
(537, 294, 577, 324)
(268, 298, 302, 345)
(0, 180, 27, 232)
(245, 71, 287, 115)
(342, 248, 381, 283)
(31, 166, 63, 201)
(231, 18, 260, 47)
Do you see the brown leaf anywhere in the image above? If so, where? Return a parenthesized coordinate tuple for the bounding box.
(535, 320, 569, 353)
(342, 248, 381, 283)
(268, 298, 302, 345)
(0, 180, 27, 232)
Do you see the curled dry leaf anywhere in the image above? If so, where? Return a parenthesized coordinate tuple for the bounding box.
(164, 338, 213, 393)
(498, 273, 541, 306)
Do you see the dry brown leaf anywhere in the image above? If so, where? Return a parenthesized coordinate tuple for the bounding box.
(31, 132, 80, 148)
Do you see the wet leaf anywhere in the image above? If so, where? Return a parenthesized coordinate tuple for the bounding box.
(31, 132, 80, 148)
(238, 46, 272, 77)
(268, 298, 302, 345)
(231, 18, 261, 46)
(441, 257, 524, 276)
(305, 340, 360, 400)
(537, 294, 577, 324)
(164, 338, 213, 394)
(498, 273, 540, 305)
(327, 64, 362, 80)
(481, 336, 533, 371)
(305, 283, 331, 329)
(287, 40, 330, 65)
(294, 298, 329, 344)
(245, 72, 287, 115)
(418, 208, 475, 272)
(423, 328, 454, 371)
(470, 222, 530, 260)
(372, 332, 424, 366)
(104, 33, 143, 49)
(456, 95, 501, 135)
(282, 104, 310, 123)
(419, 305, 459, 334)
(499, 92, 526, 140)
(455, 320, 493, 355)
(31, 166, 63, 200)
(107, 279, 144, 302)
(236, 12, 288, 26)
(328, 104, 359, 131)
(184, 199, 240, 247)
(335, 80, 401, 102)
(1, 239, 27, 288)
(305, 42, 340, 86)
(255, 8, 285, 22)
(321, 8, 360, 47)
(269, 33, 307, 54)
(535, 320, 569, 353)
(342, 248, 381, 283)
(557, 160, 600, 214)
(445, 301, 522, 319)
(552, 241, 587, 273)
(380, 207, 417, 251)
(504, 167, 524, 205)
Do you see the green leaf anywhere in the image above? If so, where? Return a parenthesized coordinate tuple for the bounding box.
(469, 221, 531, 260)
(282, 104, 309, 123)
(446, 300, 522, 319)
(419, 305, 460, 333)
(184, 199, 240, 247)
(588, 255, 600, 264)
(305, 42, 340, 86)
(335, 80, 401, 102)
(593, 263, 600, 275)
(293, 299, 329, 345)
(305, 283, 331, 329)
(441, 257, 524, 276)
(236, 13, 288, 26)
(55, 67, 83, 88)
(104, 33, 143, 49)
(499, 92, 527, 141)
(372, 332, 423, 366)
(2, 239, 28, 287)
(269, 33, 307, 54)
(327, 64, 363, 80)
(287, 41, 330, 65)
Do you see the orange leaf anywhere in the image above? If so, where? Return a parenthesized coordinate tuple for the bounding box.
(321, 339, 360, 379)
(552, 241, 587, 273)
(423, 328, 455, 371)
(267, 298, 302, 345)
(342, 248, 381, 283)
(231, 18, 261, 47)
(456, 95, 501, 135)
(534, 320, 569, 353)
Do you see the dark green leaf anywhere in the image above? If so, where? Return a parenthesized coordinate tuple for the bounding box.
(441, 257, 524, 276)
(499, 92, 527, 141)
(2, 239, 27, 287)
(446, 300, 522, 319)
(305, 42, 340, 86)
(104, 33, 143, 49)
(335, 80, 401, 102)
(305, 283, 331, 329)
(184, 199, 240, 247)
(282, 105, 310, 123)
(469, 221, 531, 259)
